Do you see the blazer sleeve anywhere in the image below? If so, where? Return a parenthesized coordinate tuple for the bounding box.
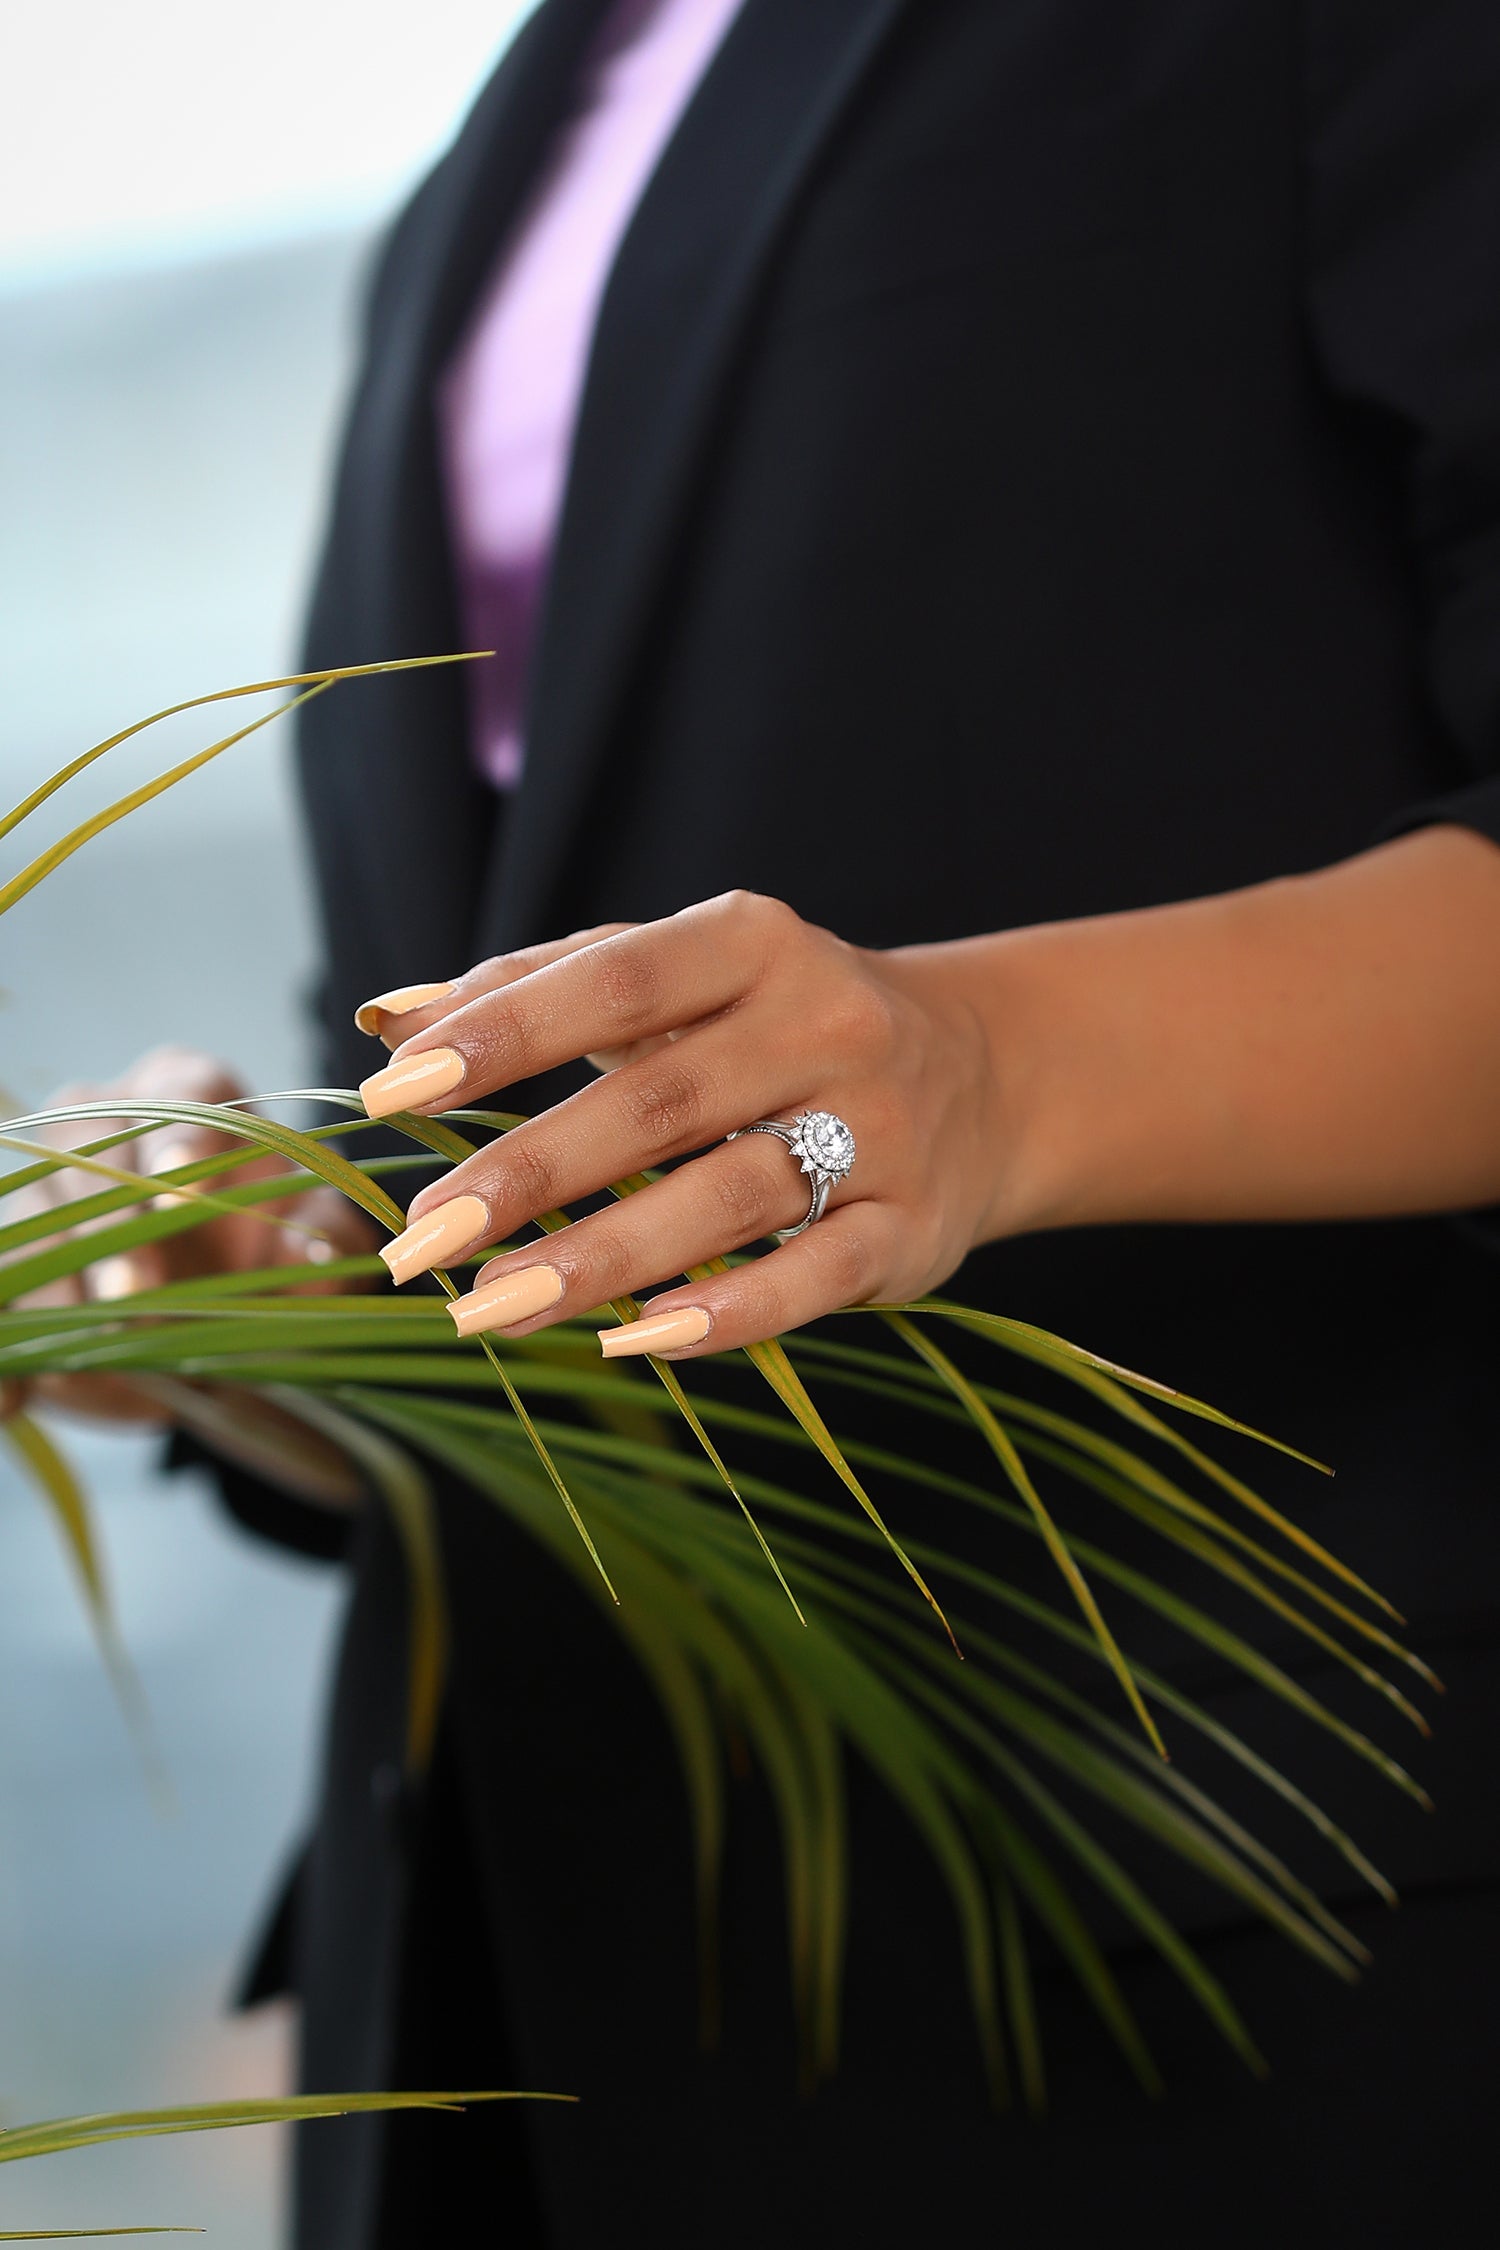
(1303, 0, 1500, 845)
(164, 1427, 354, 1563)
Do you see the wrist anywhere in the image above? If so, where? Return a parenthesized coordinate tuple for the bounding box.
(882, 927, 1072, 1245)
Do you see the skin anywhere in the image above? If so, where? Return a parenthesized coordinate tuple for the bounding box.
(359, 822, 1500, 1357)
(17, 825, 1500, 1474)
(4, 1046, 376, 1504)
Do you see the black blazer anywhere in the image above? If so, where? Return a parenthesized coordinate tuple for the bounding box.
(276, 4, 1500, 2243)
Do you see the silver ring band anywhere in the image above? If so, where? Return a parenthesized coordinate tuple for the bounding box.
(727, 1109, 857, 1240)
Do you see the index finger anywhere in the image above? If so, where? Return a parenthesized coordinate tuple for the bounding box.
(352, 922, 636, 1047)
(358, 893, 772, 1121)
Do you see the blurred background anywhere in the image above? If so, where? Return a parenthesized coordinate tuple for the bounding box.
(0, 5, 530, 2236)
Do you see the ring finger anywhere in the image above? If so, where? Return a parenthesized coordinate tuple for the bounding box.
(440, 1131, 862, 1338)
(379, 1018, 829, 1281)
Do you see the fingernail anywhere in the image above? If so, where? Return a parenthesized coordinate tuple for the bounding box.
(149, 1136, 202, 1209)
(449, 1263, 563, 1336)
(600, 1306, 711, 1358)
(89, 1254, 145, 1301)
(354, 981, 456, 1036)
(380, 1193, 489, 1284)
(360, 1046, 465, 1119)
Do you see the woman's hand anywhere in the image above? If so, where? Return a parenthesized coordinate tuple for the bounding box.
(359, 829, 1500, 1359)
(5, 1045, 376, 1502)
(357, 892, 1002, 1357)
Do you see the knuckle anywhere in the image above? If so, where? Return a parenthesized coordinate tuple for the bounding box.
(821, 1224, 876, 1301)
(463, 993, 544, 1086)
(619, 1059, 707, 1151)
(593, 943, 662, 1038)
(713, 888, 798, 943)
(823, 978, 893, 1061)
(497, 1133, 560, 1215)
(710, 1157, 783, 1243)
(859, 1081, 911, 1147)
(584, 1226, 642, 1301)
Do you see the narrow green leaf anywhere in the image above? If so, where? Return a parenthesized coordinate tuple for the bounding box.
(0, 2092, 569, 2166)
(883, 1311, 1165, 1757)
(0, 653, 491, 850)
(267, 1390, 447, 1775)
(0, 2229, 201, 2239)
(1, 1412, 164, 1797)
(682, 1265, 954, 1648)
(993, 1866, 1045, 2115)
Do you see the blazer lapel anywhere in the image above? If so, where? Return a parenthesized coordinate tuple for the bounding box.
(477, 0, 914, 954)
(390, 0, 617, 395)
(297, 0, 614, 1040)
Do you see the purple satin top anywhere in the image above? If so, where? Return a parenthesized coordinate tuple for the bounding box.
(438, 0, 745, 789)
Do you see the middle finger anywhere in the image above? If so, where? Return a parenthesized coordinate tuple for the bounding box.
(444, 1131, 840, 1336)
(378, 1018, 818, 1281)
(357, 905, 762, 1122)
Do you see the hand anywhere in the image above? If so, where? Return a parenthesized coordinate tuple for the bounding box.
(5, 1045, 376, 1503)
(355, 892, 1000, 1357)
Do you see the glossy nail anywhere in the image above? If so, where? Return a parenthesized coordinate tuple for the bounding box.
(448, 1264, 563, 1336)
(88, 1254, 146, 1302)
(599, 1306, 711, 1358)
(360, 1046, 465, 1119)
(354, 981, 456, 1036)
(381, 1193, 489, 1284)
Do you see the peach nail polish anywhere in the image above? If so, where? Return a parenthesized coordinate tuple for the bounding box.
(354, 981, 456, 1036)
(89, 1254, 145, 1302)
(448, 1264, 564, 1336)
(600, 1306, 711, 1358)
(360, 1046, 465, 1119)
(381, 1193, 489, 1284)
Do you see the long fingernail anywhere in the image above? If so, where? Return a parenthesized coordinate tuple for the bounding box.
(381, 1193, 489, 1284)
(600, 1306, 711, 1358)
(144, 1135, 204, 1211)
(354, 981, 456, 1036)
(89, 1254, 146, 1301)
(360, 1046, 465, 1119)
(449, 1264, 563, 1336)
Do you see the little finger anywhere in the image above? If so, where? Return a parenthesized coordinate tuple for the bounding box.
(353, 923, 636, 1046)
(597, 1204, 896, 1359)
(443, 1135, 817, 1337)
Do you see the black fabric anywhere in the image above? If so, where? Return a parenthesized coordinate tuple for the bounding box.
(165, 1426, 352, 1564)
(245, 0, 1500, 2240)
(297, 1706, 550, 2250)
(298, 1722, 1500, 2247)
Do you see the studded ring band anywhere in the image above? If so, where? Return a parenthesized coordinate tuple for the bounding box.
(727, 1109, 857, 1240)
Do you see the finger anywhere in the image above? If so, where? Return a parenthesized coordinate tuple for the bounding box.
(13, 1089, 146, 1305)
(599, 1205, 893, 1358)
(352, 923, 636, 1046)
(130, 1121, 270, 1286)
(586, 1029, 678, 1075)
(123, 1045, 246, 1108)
(384, 1015, 832, 1277)
(32, 1371, 173, 1425)
(86, 1248, 166, 1300)
(358, 893, 782, 1120)
(443, 1136, 814, 1335)
(139, 1378, 365, 1507)
(123, 1060, 289, 1282)
(38, 1081, 133, 1206)
(272, 1185, 381, 1289)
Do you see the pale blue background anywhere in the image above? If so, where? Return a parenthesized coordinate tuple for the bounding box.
(0, 7, 530, 2237)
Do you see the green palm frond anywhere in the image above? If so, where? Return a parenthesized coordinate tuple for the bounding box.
(0, 2092, 570, 2239)
(0, 668, 1434, 2145)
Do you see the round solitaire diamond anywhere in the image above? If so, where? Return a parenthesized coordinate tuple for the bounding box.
(796, 1110, 856, 1180)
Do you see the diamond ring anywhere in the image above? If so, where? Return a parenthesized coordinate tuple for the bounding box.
(727, 1109, 857, 1239)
